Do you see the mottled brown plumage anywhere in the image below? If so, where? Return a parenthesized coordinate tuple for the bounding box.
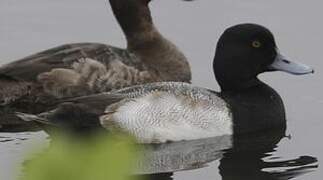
(0, 0, 191, 131)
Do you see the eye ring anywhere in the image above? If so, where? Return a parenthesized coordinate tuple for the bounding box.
(252, 40, 262, 48)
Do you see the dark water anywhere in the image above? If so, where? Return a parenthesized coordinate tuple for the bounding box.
(0, 0, 322, 179)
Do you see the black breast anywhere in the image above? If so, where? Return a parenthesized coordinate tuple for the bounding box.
(221, 83, 286, 135)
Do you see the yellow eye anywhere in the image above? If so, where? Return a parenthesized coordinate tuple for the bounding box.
(252, 40, 262, 48)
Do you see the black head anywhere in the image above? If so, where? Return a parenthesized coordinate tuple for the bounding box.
(213, 24, 278, 91)
(213, 23, 314, 91)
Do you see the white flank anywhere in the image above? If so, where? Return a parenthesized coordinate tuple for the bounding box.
(100, 91, 233, 143)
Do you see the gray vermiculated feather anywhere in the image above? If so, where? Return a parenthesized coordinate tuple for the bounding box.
(99, 82, 232, 143)
(111, 82, 223, 105)
(60, 82, 224, 110)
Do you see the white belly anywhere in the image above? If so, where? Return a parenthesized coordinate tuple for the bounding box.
(100, 91, 233, 143)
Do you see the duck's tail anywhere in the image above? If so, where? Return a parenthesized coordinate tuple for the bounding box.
(15, 112, 56, 126)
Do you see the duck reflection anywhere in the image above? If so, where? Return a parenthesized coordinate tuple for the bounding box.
(219, 130, 317, 180)
(135, 135, 232, 174)
(135, 128, 318, 180)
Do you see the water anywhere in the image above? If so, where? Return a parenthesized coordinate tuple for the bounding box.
(0, 0, 322, 179)
(135, 130, 317, 180)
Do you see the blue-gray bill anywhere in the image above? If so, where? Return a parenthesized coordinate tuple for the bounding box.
(269, 49, 314, 75)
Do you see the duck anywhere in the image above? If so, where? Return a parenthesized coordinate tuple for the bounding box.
(0, 0, 191, 130)
(17, 24, 314, 143)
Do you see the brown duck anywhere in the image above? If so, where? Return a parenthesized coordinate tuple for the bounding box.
(0, 0, 191, 131)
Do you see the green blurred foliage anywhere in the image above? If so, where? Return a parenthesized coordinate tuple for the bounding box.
(21, 134, 140, 180)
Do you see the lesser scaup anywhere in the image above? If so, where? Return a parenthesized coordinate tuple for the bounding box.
(0, 0, 191, 130)
(17, 24, 313, 143)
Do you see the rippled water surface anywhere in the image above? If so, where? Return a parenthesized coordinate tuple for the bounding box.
(1, 0, 322, 179)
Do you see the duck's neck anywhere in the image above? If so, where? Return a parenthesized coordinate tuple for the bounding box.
(110, 0, 156, 47)
(218, 77, 262, 92)
(220, 80, 286, 134)
(109, 0, 191, 82)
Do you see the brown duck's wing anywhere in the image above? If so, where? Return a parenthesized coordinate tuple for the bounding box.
(0, 43, 134, 82)
(0, 42, 155, 101)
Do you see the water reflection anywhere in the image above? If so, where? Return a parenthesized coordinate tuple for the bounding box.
(219, 130, 317, 180)
(0, 131, 48, 180)
(136, 129, 318, 180)
(135, 135, 232, 174)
